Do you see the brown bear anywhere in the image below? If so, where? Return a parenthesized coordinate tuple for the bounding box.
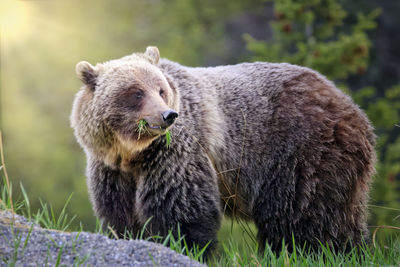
(71, 46, 376, 255)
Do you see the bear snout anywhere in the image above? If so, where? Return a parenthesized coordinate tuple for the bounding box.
(162, 110, 178, 126)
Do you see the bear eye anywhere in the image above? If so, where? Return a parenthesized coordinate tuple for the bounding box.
(126, 90, 144, 108)
(135, 90, 144, 99)
(159, 89, 165, 97)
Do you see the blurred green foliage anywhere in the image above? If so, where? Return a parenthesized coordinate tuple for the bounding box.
(355, 84, 400, 229)
(245, 0, 381, 80)
(1, 0, 399, 241)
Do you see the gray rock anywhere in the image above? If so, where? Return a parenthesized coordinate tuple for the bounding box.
(0, 210, 205, 266)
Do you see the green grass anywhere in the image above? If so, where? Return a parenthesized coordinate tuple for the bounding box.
(165, 130, 172, 148)
(212, 225, 400, 266)
(226, 240, 400, 266)
(136, 119, 148, 140)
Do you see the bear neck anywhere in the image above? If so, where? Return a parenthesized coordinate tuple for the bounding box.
(102, 133, 158, 172)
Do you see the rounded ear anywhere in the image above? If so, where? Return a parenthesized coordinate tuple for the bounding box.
(144, 46, 160, 64)
(76, 61, 98, 90)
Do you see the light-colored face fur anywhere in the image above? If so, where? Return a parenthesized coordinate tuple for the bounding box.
(71, 47, 180, 170)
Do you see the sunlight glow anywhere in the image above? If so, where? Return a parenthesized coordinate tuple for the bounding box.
(0, 0, 30, 40)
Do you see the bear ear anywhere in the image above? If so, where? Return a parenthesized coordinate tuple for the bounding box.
(76, 61, 98, 90)
(144, 46, 160, 64)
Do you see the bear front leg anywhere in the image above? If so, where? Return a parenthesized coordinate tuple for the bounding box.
(86, 158, 141, 237)
(135, 148, 222, 258)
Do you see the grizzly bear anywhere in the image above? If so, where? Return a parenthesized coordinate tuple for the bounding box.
(71, 46, 376, 255)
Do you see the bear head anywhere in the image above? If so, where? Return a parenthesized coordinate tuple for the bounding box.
(71, 46, 179, 169)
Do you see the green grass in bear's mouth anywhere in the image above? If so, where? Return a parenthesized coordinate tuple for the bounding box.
(165, 130, 171, 148)
(136, 119, 148, 140)
(137, 119, 172, 148)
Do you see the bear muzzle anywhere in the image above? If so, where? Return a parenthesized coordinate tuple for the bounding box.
(144, 109, 178, 134)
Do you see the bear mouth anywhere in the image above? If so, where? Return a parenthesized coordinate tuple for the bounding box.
(147, 124, 168, 130)
(136, 118, 174, 139)
(146, 124, 169, 136)
(139, 121, 169, 136)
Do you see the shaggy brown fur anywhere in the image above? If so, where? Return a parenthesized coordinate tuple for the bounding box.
(71, 47, 376, 256)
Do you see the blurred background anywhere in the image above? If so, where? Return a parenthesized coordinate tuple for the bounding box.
(1, 0, 399, 240)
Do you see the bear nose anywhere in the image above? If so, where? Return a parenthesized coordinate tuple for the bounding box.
(162, 110, 179, 126)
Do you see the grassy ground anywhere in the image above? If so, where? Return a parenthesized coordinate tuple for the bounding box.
(214, 221, 400, 266)
(2, 178, 400, 266)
